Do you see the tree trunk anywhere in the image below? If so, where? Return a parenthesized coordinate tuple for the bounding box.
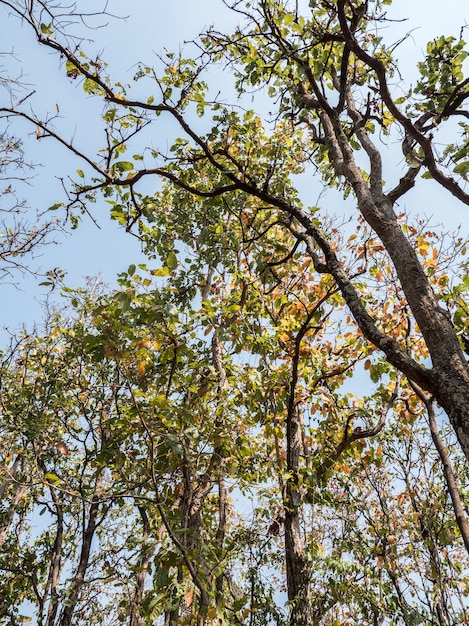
(283, 330, 313, 626)
(59, 473, 104, 626)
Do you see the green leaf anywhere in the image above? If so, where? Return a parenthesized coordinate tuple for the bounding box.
(83, 78, 103, 96)
(166, 251, 178, 271)
(40, 23, 53, 35)
(454, 160, 469, 180)
(48, 202, 63, 211)
(110, 161, 134, 176)
(283, 13, 295, 26)
(453, 146, 469, 162)
(65, 60, 79, 75)
(115, 291, 132, 310)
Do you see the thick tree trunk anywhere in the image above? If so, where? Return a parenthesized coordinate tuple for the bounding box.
(319, 105, 469, 462)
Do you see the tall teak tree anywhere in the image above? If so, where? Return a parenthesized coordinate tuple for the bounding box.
(1, 1, 469, 625)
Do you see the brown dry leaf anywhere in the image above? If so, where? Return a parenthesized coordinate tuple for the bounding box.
(56, 442, 69, 456)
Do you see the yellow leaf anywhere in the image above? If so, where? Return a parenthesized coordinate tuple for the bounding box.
(152, 266, 170, 277)
(137, 360, 148, 376)
(418, 240, 430, 256)
(382, 110, 394, 127)
(45, 473, 61, 485)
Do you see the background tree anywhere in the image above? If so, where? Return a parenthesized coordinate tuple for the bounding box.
(2, 223, 469, 625)
(0, 55, 61, 282)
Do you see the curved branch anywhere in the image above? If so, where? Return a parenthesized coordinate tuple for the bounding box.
(308, 378, 399, 494)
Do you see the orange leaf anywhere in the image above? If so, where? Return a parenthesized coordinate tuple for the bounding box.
(185, 587, 194, 607)
(137, 360, 148, 376)
(397, 492, 406, 506)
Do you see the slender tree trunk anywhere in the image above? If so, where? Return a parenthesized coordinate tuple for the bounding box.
(215, 478, 227, 602)
(44, 489, 63, 626)
(0, 455, 29, 549)
(411, 383, 469, 554)
(59, 473, 104, 626)
(284, 329, 313, 626)
(129, 507, 152, 626)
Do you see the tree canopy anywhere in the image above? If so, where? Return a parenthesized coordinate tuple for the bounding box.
(1, 1, 469, 625)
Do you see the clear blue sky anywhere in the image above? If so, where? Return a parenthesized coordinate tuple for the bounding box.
(0, 0, 468, 338)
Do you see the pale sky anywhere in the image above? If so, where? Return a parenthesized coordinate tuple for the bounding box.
(1, 0, 468, 337)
